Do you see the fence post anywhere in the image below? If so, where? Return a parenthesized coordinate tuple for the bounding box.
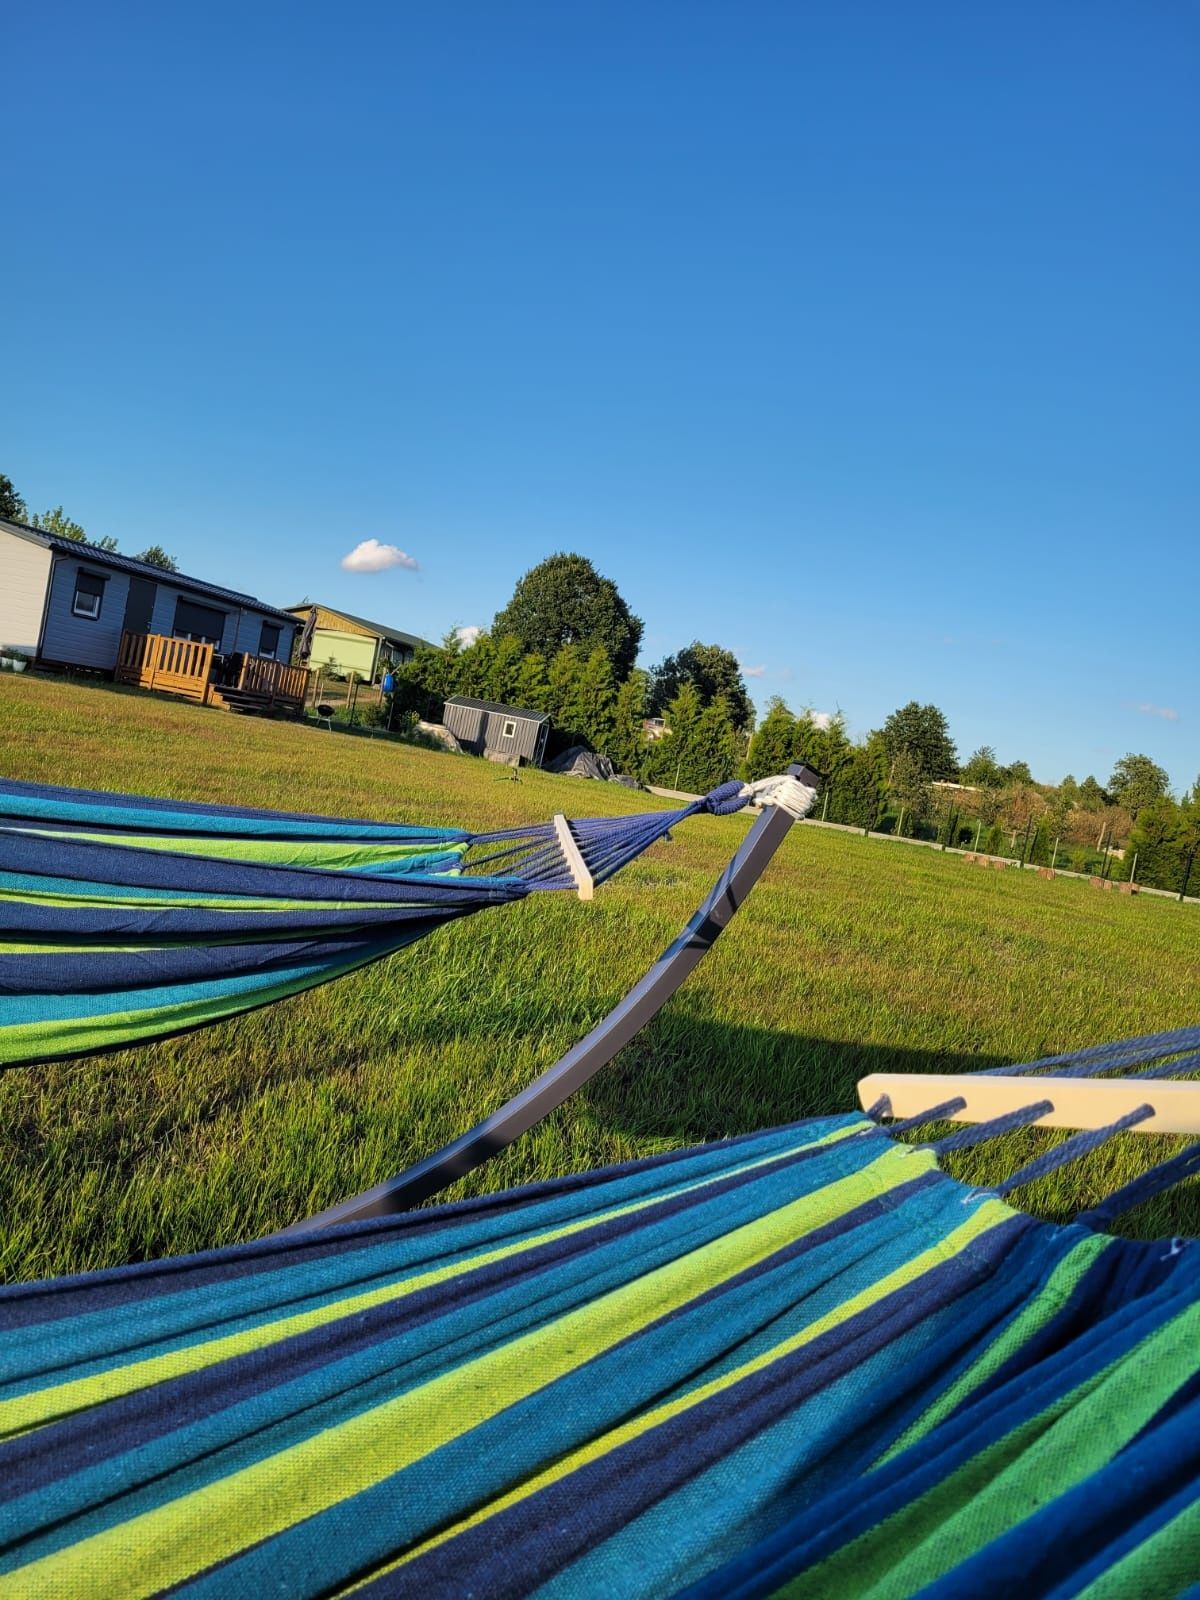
(1181, 851, 1196, 904)
(1130, 852, 1138, 887)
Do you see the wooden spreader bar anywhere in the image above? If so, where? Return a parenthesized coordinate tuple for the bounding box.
(858, 1073, 1200, 1136)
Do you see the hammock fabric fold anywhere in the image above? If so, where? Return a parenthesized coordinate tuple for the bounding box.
(0, 776, 730, 1069)
(1, 1113, 1197, 1597)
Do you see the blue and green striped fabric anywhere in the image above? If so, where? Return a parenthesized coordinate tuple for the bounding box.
(0, 777, 527, 1069)
(2, 1115, 1197, 1596)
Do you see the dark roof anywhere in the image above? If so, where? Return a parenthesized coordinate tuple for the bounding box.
(445, 695, 549, 723)
(286, 603, 432, 653)
(0, 519, 298, 625)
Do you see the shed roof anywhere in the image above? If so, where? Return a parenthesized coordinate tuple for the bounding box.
(445, 695, 549, 723)
(285, 603, 432, 653)
(0, 519, 298, 624)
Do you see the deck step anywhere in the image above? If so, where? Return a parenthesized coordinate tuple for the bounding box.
(209, 686, 302, 717)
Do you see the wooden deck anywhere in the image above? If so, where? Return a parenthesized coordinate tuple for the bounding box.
(115, 632, 214, 701)
(115, 632, 310, 715)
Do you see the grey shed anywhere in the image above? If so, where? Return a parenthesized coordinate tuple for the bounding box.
(442, 696, 550, 766)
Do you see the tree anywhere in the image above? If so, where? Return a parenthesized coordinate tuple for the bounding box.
(486, 633, 526, 704)
(607, 669, 650, 778)
(746, 698, 796, 781)
(799, 712, 851, 785)
(828, 735, 889, 832)
(647, 642, 754, 732)
(0, 474, 27, 522)
(889, 748, 930, 834)
(881, 702, 958, 781)
(493, 553, 643, 679)
(999, 760, 1033, 786)
(512, 652, 550, 712)
(1108, 753, 1171, 820)
(453, 632, 498, 700)
(1077, 775, 1109, 812)
(545, 644, 586, 736)
(960, 745, 1002, 786)
(575, 646, 616, 752)
(135, 544, 178, 571)
(30, 505, 87, 541)
(648, 682, 704, 790)
(687, 695, 742, 791)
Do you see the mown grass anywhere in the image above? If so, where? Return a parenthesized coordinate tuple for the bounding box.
(1, 673, 1198, 1281)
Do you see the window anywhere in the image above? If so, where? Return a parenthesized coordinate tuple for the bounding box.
(172, 598, 226, 647)
(258, 622, 281, 660)
(72, 571, 106, 620)
(501, 719, 517, 739)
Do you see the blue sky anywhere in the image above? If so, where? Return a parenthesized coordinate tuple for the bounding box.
(4, 3, 1196, 790)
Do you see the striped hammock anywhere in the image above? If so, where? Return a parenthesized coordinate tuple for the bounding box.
(0, 774, 764, 1070)
(3, 776, 1199, 1594)
(2, 1111, 1197, 1597)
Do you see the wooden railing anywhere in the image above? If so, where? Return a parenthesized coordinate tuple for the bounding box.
(115, 632, 310, 712)
(115, 632, 214, 702)
(234, 653, 309, 707)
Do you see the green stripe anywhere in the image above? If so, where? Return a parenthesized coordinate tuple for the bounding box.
(0, 946, 391, 1066)
(20, 829, 469, 872)
(789, 1299, 1200, 1599)
(1073, 1498, 1200, 1600)
(876, 1230, 1111, 1463)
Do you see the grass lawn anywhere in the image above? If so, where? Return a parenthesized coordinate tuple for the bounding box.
(1, 672, 1198, 1281)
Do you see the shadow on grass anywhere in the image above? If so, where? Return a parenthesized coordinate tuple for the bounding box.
(579, 1007, 1012, 1149)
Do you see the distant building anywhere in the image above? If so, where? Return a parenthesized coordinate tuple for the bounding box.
(442, 695, 550, 766)
(0, 518, 298, 672)
(642, 716, 670, 741)
(287, 603, 432, 682)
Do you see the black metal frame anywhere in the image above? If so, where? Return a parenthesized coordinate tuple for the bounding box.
(277, 764, 817, 1235)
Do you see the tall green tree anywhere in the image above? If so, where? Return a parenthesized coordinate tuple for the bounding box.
(487, 633, 526, 704)
(30, 505, 87, 541)
(512, 652, 550, 711)
(1077, 775, 1109, 812)
(493, 553, 643, 679)
(889, 748, 930, 834)
(648, 642, 754, 732)
(796, 711, 850, 780)
(1000, 759, 1034, 785)
(575, 646, 616, 752)
(545, 644, 586, 735)
(453, 632, 498, 699)
(0, 474, 27, 522)
(687, 695, 742, 791)
(746, 697, 796, 780)
(135, 544, 178, 572)
(828, 735, 890, 831)
(649, 682, 704, 790)
(607, 669, 650, 778)
(960, 745, 1002, 786)
(1127, 797, 1187, 892)
(1108, 753, 1171, 819)
(881, 701, 958, 781)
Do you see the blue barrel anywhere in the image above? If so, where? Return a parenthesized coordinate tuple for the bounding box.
(382, 672, 395, 694)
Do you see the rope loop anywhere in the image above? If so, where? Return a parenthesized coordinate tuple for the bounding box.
(701, 781, 751, 816)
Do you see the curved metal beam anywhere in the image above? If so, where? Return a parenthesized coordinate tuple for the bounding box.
(278, 764, 816, 1234)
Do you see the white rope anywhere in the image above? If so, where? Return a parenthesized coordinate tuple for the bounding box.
(736, 773, 819, 820)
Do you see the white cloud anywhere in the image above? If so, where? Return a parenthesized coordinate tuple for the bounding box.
(340, 539, 419, 573)
(740, 662, 767, 678)
(455, 624, 483, 646)
(1137, 703, 1179, 721)
(807, 711, 834, 730)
